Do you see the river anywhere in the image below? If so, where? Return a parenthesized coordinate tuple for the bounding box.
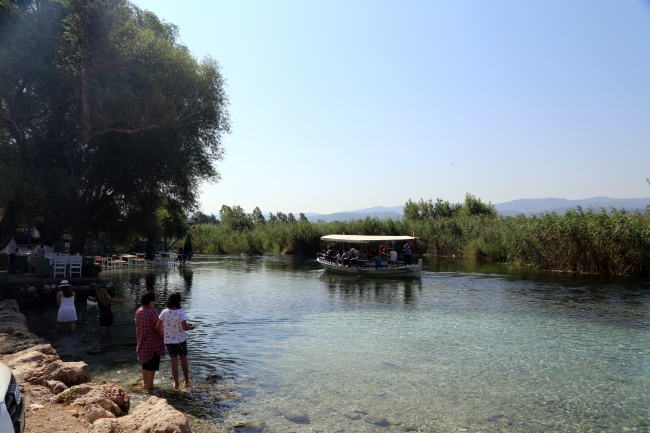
(24, 255, 650, 432)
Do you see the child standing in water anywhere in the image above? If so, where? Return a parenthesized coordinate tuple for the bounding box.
(155, 292, 196, 389)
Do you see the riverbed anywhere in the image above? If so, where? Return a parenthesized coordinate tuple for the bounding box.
(25, 255, 650, 432)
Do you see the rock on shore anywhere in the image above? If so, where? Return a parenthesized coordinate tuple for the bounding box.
(0, 299, 192, 433)
(92, 396, 191, 433)
(0, 299, 43, 353)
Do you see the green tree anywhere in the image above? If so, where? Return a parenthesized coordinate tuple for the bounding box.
(219, 205, 253, 231)
(434, 199, 462, 218)
(299, 213, 309, 222)
(252, 207, 265, 224)
(462, 193, 496, 217)
(276, 212, 288, 223)
(0, 0, 230, 251)
(193, 211, 218, 225)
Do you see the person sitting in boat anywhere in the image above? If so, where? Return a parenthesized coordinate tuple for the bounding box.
(379, 243, 388, 258)
(335, 250, 342, 265)
(350, 249, 358, 267)
(326, 246, 334, 259)
(403, 242, 412, 265)
(375, 253, 383, 269)
(388, 249, 398, 265)
(341, 249, 350, 267)
(366, 247, 374, 260)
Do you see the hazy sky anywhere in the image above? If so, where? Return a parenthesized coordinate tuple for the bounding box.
(133, 0, 650, 215)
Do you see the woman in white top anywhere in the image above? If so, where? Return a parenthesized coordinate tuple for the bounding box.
(155, 292, 196, 389)
(56, 280, 77, 331)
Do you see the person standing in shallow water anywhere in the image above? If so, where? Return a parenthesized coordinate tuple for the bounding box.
(135, 291, 165, 390)
(88, 287, 127, 334)
(155, 292, 196, 390)
(56, 280, 77, 331)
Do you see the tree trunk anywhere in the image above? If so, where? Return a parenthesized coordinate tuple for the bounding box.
(0, 200, 22, 251)
(69, 228, 88, 255)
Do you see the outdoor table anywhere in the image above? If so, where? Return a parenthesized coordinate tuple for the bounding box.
(45, 254, 71, 266)
(120, 254, 137, 266)
(16, 252, 32, 263)
(107, 255, 126, 267)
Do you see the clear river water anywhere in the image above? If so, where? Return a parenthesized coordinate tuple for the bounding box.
(24, 255, 650, 433)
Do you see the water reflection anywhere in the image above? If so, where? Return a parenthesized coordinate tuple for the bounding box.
(182, 269, 193, 289)
(320, 273, 424, 306)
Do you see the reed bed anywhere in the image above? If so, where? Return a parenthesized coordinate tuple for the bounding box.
(191, 208, 650, 276)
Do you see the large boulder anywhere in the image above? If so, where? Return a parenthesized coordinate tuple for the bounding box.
(54, 380, 130, 423)
(1, 344, 90, 386)
(0, 300, 42, 354)
(91, 396, 190, 433)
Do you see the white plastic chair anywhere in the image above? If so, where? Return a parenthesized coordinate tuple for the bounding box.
(53, 256, 67, 278)
(69, 255, 82, 277)
(154, 253, 169, 267)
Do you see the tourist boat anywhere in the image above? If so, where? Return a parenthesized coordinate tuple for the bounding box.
(317, 235, 422, 279)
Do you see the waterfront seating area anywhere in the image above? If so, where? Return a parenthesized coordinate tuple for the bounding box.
(93, 252, 186, 270)
(0, 249, 189, 279)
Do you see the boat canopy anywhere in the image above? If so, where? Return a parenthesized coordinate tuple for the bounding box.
(321, 235, 416, 243)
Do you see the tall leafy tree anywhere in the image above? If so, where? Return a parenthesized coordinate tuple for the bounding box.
(252, 207, 265, 224)
(0, 0, 230, 250)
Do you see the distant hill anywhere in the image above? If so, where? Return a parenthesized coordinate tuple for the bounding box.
(305, 197, 650, 221)
(305, 207, 402, 222)
(494, 197, 650, 216)
(206, 197, 650, 223)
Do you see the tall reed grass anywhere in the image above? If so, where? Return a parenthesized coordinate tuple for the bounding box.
(191, 208, 650, 276)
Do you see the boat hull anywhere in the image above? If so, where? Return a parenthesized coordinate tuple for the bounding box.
(317, 257, 422, 279)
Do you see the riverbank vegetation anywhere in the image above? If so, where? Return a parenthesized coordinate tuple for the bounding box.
(192, 195, 650, 276)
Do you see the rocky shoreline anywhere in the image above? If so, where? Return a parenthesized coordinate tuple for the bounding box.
(0, 299, 192, 433)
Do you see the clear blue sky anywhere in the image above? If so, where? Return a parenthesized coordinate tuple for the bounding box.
(133, 0, 650, 215)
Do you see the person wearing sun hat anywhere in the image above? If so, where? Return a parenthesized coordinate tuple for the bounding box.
(56, 280, 77, 331)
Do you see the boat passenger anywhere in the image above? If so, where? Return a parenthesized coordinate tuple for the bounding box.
(335, 250, 342, 265)
(341, 250, 350, 267)
(403, 242, 412, 265)
(375, 253, 383, 269)
(366, 247, 374, 260)
(350, 249, 358, 267)
(389, 249, 398, 265)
